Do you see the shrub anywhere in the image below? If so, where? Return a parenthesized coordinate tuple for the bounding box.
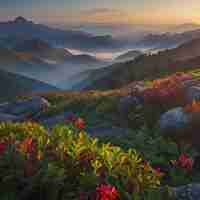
(100, 126, 199, 188)
(142, 73, 191, 107)
(0, 122, 161, 200)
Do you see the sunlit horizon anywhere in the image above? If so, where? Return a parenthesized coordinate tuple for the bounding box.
(1, 0, 200, 26)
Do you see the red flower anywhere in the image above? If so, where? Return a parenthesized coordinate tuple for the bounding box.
(96, 184, 119, 200)
(154, 167, 161, 173)
(18, 138, 37, 156)
(173, 154, 193, 171)
(0, 142, 6, 155)
(75, 118, 85, 130)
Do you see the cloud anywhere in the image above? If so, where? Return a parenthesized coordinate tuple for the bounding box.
(79, 8, 130, 24)
(81, 8, 124, 16)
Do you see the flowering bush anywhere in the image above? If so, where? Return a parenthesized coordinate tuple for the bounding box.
(0, 121, 161, 200)
(143, 73, 191, 106)
(96, 184, 119, 200)
(171, 154, 193, 172)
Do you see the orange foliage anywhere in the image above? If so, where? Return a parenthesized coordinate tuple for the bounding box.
(143, 73, 189, 105)
(184, 100, 200, 113)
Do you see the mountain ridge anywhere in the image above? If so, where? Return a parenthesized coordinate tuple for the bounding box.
(0, 68, 58, 101)
(0, 17, 124, 51)
(84, 38, 200, 90)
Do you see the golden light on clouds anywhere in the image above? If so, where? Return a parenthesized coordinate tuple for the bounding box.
(3, 0, 200, 25)
(72, 5, 200, 25)
(76, 8, 133, 24)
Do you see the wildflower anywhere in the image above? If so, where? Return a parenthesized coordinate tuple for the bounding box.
(154, 167, 161, 173)
(75, 118, 85, 129)
(96, 184, 119, 200)
(176, 73, 193, 82)
(173, 154, 193, 171)
(178, 154, 193, 171)
(18, 137, 37, 156)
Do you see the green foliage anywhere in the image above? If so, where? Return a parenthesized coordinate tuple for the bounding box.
(100, 126, 199, 188)
(0, 122, 161, 200)
(100, 127, 179, 165)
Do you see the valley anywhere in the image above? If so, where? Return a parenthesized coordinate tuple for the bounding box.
(2, 14, 200, 200)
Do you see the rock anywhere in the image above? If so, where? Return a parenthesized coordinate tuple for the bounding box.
(185, 86, 200, 103)
(159, 107, 190, 138)
(0, 113, 22, 122)
(159, 107, 200, 150)
(183, 79, 200, 88)
(0, 96, 50, 118)
(173, 184, 200, 200)
(38, 112, 74, 128)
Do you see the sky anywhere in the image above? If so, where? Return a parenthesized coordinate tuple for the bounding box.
(0, 0, 200, 25)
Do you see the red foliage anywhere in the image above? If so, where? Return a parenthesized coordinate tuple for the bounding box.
(173, 153, 193, 172)
(143, 73, 190, 105)
(75, 118, 85, 130)
(184, 100, 200, 113)
(65, 115, 86, 130)
(17, 137, 37, 157)
(95, 184, 119, 200)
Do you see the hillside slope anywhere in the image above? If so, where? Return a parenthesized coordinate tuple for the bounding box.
(0, 69, 58, 101)
(85, 39, 200, 90)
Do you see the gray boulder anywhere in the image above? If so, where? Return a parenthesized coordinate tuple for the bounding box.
(173, 184, 200, 200)
(159, 107, 200, 149)
(158, 107, 191, 139)
(0, 96, 50, 118)
(159, 107, 190, 139)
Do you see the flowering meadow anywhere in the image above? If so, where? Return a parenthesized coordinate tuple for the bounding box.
(143, 72, 192, 106)
(0, 118, 166, 200)
(0, 113, 199, 200)
(1, 71, 200, 199)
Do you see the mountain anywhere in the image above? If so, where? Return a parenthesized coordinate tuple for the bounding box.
(162, 38, 200, 61)
(14, 38, 72, 64)
(84, 38, 200, 90)
(14, 16, 29, 24)
(0, 39, 107, 89)
(115, 50, 143, 62)
(0, 68, 58, 101)
(0, 46, 53, 75)
(170, 23, 200, 33)
(0, 17, 124, 51)
(14, 38, 105, 65)
(136, 28, 200, 49)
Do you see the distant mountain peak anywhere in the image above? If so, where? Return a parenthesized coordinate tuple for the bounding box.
(13, 16, 29, 24)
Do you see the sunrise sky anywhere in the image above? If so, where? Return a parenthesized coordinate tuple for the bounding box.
(0, 0, 200, 25)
